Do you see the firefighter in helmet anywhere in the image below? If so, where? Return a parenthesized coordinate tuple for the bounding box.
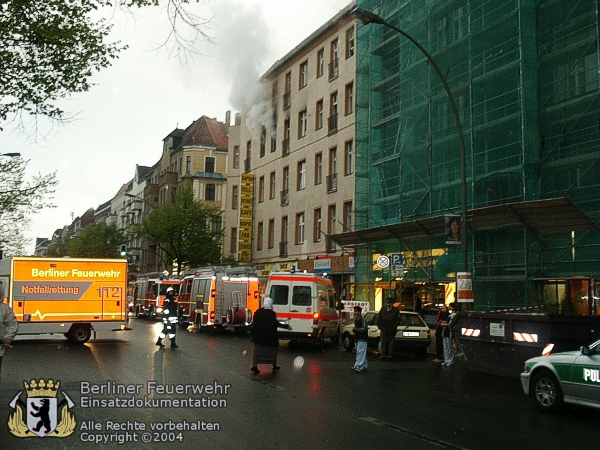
(156, 287, 179, 348)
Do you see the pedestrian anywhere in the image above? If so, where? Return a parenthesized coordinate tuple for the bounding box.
(440, 304, 455, 366)
(433, 304, 445, 362)
(250, 297, 291, 374)
(156, 287, 179, 348)
(0, 299, 18, 384)
(376, 297, 400, 360)
(351, 306, 369, 372)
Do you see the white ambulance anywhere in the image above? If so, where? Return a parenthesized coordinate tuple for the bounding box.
(265, 271, 340, 344)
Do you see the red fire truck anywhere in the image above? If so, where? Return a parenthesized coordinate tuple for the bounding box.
(178, 268, 259, 334)
(133, 274, 181, 320)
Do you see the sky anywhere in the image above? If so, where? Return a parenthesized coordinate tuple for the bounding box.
(0, 0, 352, 255)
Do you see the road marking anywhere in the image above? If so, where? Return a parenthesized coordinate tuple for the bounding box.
(360, 417, 469, 450)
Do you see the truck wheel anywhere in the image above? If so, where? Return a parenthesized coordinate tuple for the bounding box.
(532, 371, 563, 412)
(226, 308, 234, 324)
(342, 333, 355, 351)
(68, 324, 92, 344)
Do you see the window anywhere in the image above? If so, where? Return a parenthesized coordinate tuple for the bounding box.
(205, 157, 215, 173)
(257, 222, 263, 251)
(329, 147, 337, 175)
(345, 82, 354, 115)
(281, 216, 288, 243)
(231, 228, 237, 253)
(212, 216, 222, 233)
(317, 48, 324, 78)
(283, 166, 289, 191)
(299, 61, 308, 89)
(260, 126, 266, 158)
(315, 152, 322, 185)
(327, 204, 336, 252)
(328, 91, 338, 133)
(298, 109, 307, 138)
(297, 160, 306, 190)
(316, 99, 323, 130)
(269, 171, 276, 199)
(186, 156, 191, 174)
(296, 212, 305, 244)
(344, 140, 353, 175)
(346, 26, 355, 58)
(259, 176, 265, 203)
(343, 201, 353, 232)
(205, 184, 216, 201)
(268, 219, 275, 249)
(283, 72, 292, 110)
(329, 39, 339, 80)
(313, 208, 322, 242)
(232, 185, 238, 209)
(271, 137, 276, 153)
(233, 146, 240, 169)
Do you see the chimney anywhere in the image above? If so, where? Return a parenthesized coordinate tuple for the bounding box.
(225, 110, 231, 130)
(235, 113, 242, 126)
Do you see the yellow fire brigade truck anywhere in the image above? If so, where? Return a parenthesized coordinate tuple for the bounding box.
(0, 256, 129, 343)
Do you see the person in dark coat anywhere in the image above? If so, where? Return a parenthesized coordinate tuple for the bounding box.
(250, 297, 290, 374)
(376, 297, 401, 360)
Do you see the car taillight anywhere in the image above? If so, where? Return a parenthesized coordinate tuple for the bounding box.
(210, 311, 215, 320)
(313, 312, 319, 325)
(427, 330, 431, 338)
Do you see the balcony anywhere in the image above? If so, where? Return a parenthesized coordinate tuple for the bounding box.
(327, 113, 338, 135)
(326, 173, 337, 193)
(282, 138, 290, 157)
(328, 58, 339, 81)
(283, 91, 291, 110)
(279, 241, 288, 258)
(280, 189, 289, 206)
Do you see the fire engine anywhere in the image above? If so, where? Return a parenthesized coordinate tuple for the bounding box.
(179, 268, 259, 334)
(0, 256, 129, 343)
(133, 274, 181, 320)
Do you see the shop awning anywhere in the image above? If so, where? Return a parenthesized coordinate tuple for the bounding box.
(330, 197, 599, 247)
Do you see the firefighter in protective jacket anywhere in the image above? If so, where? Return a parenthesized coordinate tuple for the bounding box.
(156, 287, 179, 348)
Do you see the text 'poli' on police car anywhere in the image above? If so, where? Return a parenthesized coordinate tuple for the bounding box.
(521, 339, 600, 412)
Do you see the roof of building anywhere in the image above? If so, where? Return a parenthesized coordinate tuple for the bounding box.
(177, 116, 229, 152)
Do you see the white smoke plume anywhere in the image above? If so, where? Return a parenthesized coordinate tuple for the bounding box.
(211, 2, 275, 135)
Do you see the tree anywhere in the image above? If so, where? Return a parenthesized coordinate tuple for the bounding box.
(0, 156, 57, 257)
(66, 223, 126, 258)
(132, 186, 223, 272)
(0, 0, 210, 131)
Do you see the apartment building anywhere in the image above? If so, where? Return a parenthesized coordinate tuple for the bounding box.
(338, 0, 600, 313)
(224, 2, 357, 297)
(138, 115, 230, 274)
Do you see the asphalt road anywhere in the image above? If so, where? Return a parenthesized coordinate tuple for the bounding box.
(0, 318, 598, 449)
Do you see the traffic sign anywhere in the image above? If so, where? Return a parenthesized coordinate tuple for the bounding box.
(376, 255, 389, 268)
(391, 253, 403, 265)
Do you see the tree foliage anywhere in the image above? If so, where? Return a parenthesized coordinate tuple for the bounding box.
(0, 0, 211, 130)
(0, 156, 57, 257)
(132, 186, 223, 272)
(63, 223, 126, 258)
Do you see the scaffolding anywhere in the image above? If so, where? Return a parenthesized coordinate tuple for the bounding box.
(354, 0, 600, 312)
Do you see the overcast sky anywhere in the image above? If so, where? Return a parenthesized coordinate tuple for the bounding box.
(0, 0, 352, 254)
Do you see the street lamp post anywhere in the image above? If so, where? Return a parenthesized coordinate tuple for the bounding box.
(352, 8, 469, 273)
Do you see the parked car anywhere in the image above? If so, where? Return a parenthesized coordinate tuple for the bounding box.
(341, 311, 431, 357)
(521, 339, 600, 412)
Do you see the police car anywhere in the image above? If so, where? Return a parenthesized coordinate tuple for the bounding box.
(521, 339, 600, 412)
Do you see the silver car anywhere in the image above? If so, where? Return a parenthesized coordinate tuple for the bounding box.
(341, 311, 431, 357)
(521, 339, 600, 412)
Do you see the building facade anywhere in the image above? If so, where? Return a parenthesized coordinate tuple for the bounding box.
(339, 0, 600, 314)
(224, 2, 358, 297)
